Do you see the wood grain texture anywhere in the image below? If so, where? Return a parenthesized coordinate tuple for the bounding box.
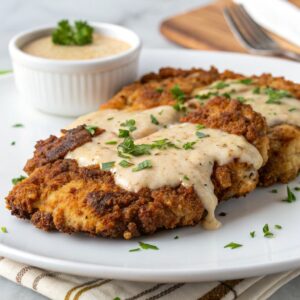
(160, 0, 300, 54)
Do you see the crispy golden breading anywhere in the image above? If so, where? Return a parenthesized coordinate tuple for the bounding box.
(102, 67, 300, 186)
(6, 99, 268, 239)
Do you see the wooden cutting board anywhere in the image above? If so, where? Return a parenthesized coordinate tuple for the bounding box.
(160, 0, 300, 54)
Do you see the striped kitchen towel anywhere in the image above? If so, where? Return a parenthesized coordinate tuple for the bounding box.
(0, 257, 299, 300)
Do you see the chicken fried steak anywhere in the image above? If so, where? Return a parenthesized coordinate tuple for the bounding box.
(102, 67, 300, 186)
(6, 99, 268, 239)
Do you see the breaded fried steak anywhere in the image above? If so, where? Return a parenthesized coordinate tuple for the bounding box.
(102, 67, 300, 186)
(6, 99, 268, 239)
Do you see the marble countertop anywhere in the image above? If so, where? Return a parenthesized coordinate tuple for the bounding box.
(1, 0, 299, 299)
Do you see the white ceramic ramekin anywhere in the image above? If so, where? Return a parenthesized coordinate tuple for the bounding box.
(9, 23, 141, 117)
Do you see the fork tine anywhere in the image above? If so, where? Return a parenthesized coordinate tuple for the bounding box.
(223, 7, 255, 50)
(229, 5, 267, 49)
(236, 5, 277, 46)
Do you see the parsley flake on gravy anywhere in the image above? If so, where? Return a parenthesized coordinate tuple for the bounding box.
(196, 131, 209, 139)
(282, 186, 297, 203)
(84, 125, 98, 135)
(264, 87, 291, 104)
(171, 85, 186, 112)
(183, 141, 197, 150)
(105, 140, 117, 145)
(213, 81, 230, 90)
(52, 20, 93, 46)
(275, 224, 282, 230)
(132, 160, 152, 172)
(12, 175, 27, 185)
(250, 231, 255, 238)
(150, 114, 159, 125)
(239, 78, 253, 85)
(119, 160, 134, 168)
(118, 129, 130, 138)
(224, 242, 243, 249)
(270, 189, 278, 194)
(11, 141, 16, 146)
(101, 161, 115, 171)
(120, 119, 136, 132)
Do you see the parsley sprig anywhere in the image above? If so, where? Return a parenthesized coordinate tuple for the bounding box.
(171, 85, 186, 112)
(52, 20, 94, 46)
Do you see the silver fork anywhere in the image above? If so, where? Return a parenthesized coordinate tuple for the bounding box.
(223, 3, 300, 61)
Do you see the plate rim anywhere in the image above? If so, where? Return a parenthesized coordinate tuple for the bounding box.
(1, 49, 300, 282)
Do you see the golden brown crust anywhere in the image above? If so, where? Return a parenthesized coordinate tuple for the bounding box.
(6, 158, 259, 239)
(102, 66, 300, 186)
(101, 67, 300, 111)
(259, 124, 300, 186)
(24, 125, 104, 174)
(181, 98, 269, 164)
(5, 96, 268, 239)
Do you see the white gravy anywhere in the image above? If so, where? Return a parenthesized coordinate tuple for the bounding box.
(66, 106, 263, 229)
(191, 80, 300, 127)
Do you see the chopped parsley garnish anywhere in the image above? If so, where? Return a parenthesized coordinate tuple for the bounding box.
(1, 227, 7, 233)
(270, 189, 278, 194)
(265, 87, 291, 104)
(218, 212, 227, 217)
(250, 231, 255, 238)
(282, 186, 297, 203)
(113, 297, 121, 300)
(196, 124, 205, 130)
(155, 87, 164, 93)
(84, 125, 97, 135)
(183, 175, 190, 181)
(132, 160, 152, 172)
(239, 78, 253, 85)
(150, 114, 159, 125)
(12, 123, 24, 128)
(275, 224, 282, 230)
(118, 129, 130, 138)
(213, 81, 230, 90)
(196, 131, 209, 139)
(105, 140, 117, 145)
(139, 241, 159, 250)
(107, 117, 114, 121)
(263, 224, 274, 238)
(195, 91, 218, 100)
(12, 175, 27, 185)
(118, 151, 131, 159)
(120, 119, 136, 132)
(52, 20, 93, 46)
(236, 96, 247, 103)
(222, 92, 231, 99)
(129, 248, 141, 252)
(183, 141, 197, 150)
(252, 87, 261, 94)
(119, 160, 134, 168)
(294, 187, 300, 191)
(11, 141, 16, 146)
(289, 107, 297, 112)
(118, 137, 152, 156)
(101, 161, 115, 171)
(151, 138, 179, 150)
(171, 85, 186, 112)
(224, 242, 243, 249)
(174, 236, 179, 239)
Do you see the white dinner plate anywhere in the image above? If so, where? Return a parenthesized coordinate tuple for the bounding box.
(1, 49, 300, 282)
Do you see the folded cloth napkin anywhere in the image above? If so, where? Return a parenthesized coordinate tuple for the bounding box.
(235, 0, 300, 47)
(0, 257, 300, 300)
